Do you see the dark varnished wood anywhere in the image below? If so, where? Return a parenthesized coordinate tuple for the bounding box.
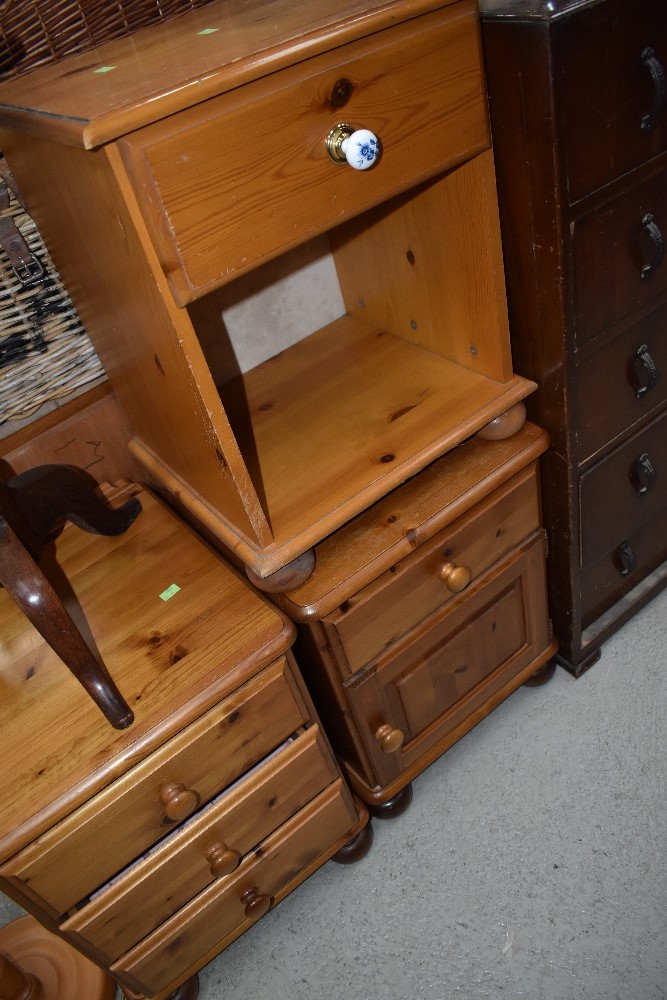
(481, 0, 667, 674)
(368, 783, 414, 819)
(0, 464, 141, 729)
(331, 820, 374, 863)
(523, 659, 557, 687)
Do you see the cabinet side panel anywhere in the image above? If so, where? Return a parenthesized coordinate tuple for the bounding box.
(0, 131, 270, 545)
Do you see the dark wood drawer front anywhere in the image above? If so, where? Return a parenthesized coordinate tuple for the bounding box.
(581, 501, 667, 627)
(576, 300, 667, 461)
(572, 162, 667, 350)
(324, 466, 540, 677)
(558, 0, 667, 202)
(346, 533, 550, 785)
(580, 408, 667, 565)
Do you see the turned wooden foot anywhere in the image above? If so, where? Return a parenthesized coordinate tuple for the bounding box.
(121, 973, 199, 1000)
(0, 916, 115, 1000)
(245, 548, 315, 593)
(331, 820, 374, 864)
(523, 659, 557, 687)
(476, 402, 527, 440)
(369, 782, 414, 819)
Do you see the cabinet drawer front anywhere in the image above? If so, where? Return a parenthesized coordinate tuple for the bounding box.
(2, 657, 307, 914)
(113, 781, 357, 997)
(558, 0, 667, 202)
(62, 726, 335, 962)
(325, 466, 540, 676)
(576, 301, 667, 462)
(572, 162, 667, 350)
(348, 533, 550, 785)
(580, 408, 667, 566)
(119, 2, 488, 305)
(581, 501, 667, 628)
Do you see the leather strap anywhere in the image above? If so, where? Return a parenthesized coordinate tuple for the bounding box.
(0, 181, 45, 285)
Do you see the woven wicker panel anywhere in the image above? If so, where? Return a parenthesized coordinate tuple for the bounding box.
(0, 0, 217, 78)
(0, 178, 105, 425)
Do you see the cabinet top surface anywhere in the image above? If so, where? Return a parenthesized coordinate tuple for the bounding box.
(0, 0, 463, 149)
(0, 487, 294, 859)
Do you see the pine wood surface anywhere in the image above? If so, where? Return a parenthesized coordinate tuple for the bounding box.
(276, 422, 549, 620)
(0, 0, 462, 149)
(117, 2, 487, 304)
(112, 780, 358, 997)
(326, 463, 540, 675)
(4, 657, 306, 915)
(0, 915, 116, 1000)
(61, 726, 336, 962)
(0, 486, 294, 863)
(221, 314, 534, 548)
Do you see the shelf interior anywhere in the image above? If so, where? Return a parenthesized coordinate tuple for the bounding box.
(215, 312, 531, 548)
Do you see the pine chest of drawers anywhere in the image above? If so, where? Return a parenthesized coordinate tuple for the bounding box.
(0, 487, 366, 999)
(480, 0, 667, 674)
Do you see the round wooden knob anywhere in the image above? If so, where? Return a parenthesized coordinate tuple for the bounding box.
(205, 843, 242, 878)
(374, 723, 404, 753)
(159, 782, 199, 823)
(240, 887, 272, 920)
(438, 561, 472, 593)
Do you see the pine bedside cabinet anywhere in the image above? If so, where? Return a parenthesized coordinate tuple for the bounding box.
(0, 483, 368, 1000)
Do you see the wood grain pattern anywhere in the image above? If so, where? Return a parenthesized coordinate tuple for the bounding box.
(62, 726, 336, 962)
(118, 1, 488, 303)
(112, 781, 358, 997)
(0, 486, 293, 862)
(0, 0, 463, 148)
(332, 150, 513, 382)
(275, 422, 549, 620)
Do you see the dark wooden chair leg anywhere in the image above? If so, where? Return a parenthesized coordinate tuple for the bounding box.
(0, 514, 134, 728)
(0, 463, 141, 729)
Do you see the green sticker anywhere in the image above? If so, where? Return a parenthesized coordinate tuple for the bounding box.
(159, 583, 181, 601)
(198, 28, 219, 35)
(94, 65, 117, 74)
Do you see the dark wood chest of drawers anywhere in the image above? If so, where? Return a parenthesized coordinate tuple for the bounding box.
(480, 0, 667, 674)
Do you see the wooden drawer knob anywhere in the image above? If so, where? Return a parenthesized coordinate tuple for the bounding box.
(240, 887, 272, 921)
(438, 561, 472, 593)
(374, 723, 404, 754)
(205, 843, 242, 878)
(159, 782, 199, 823)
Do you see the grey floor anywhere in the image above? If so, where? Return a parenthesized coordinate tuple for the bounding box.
(3, 588, 666, 1000)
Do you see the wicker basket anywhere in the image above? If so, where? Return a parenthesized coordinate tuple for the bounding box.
(0, 0, 217, 78)
(0, 0, 218, 428)
(0, 169, 104, 425)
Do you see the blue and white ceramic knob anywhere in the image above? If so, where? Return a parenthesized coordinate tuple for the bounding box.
(340, 128, 379, 170)
(326, 124, 380, 170)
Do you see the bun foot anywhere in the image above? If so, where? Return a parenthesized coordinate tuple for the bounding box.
(523, 660, 557, 687)
(369, 782, 413, 819)
(477, 402, 527, 440)
(332, 821, 374, 864)
(245, 549, 315, 593)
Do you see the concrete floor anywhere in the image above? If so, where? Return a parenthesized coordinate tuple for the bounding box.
(2, 587, 665, 1000)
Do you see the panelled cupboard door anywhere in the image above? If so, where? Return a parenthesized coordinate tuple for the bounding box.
(346, 533, 550, 786)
